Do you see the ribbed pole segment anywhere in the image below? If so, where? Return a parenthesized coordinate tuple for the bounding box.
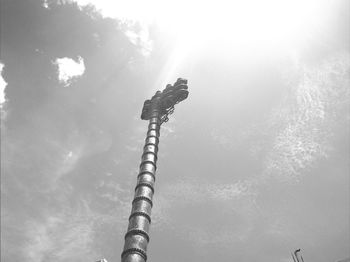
(121, 102, 161, 262)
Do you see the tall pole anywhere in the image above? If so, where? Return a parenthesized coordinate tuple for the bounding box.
(121, 79, 189, 262)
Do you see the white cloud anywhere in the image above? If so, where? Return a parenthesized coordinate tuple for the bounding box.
(0, 63, 8, 106)
(74, 1, 154, 56)
(53, 56, 85, 87)
(125, 29, 152, 56)
(42, 0, 49, 9)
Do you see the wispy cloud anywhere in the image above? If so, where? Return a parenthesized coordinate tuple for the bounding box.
(158, 179, 256, 203)
(152, 178, 257, 228)
(264, 52, 350, 180)
(209, 53, 349, 183)
(22, 202, 100, 262)
(336, 258, 350, 262)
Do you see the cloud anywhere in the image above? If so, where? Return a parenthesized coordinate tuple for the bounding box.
(158, 179, 256, 203)
(264, 52, 350, 180)
(0, 63, 7, 106)
(125, 29, 152, 56)
(337, 258, 350, 262)
(53, 56, 85, 87)
(206, 180, 256, 201)
(22, 203, 99, 262)
(96, 180, 130, 204)
(42, 0, 49, 8)
(1, 124, 85, 194)
(151, 178, 257, 229)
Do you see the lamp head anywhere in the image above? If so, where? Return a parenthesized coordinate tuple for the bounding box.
(141, 78, 189, 121)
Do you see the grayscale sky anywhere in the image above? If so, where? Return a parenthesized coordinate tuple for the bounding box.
(1, 0, 349, 262)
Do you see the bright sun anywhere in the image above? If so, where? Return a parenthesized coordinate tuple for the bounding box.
(78, 0, 336, 50)
(75, 0, 340, 86)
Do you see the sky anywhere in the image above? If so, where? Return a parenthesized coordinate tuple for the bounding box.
(0, 0, 349, 262)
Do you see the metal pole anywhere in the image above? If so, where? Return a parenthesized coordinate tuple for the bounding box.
(121, 95, 161, 262)
(121, 79, 188, 262)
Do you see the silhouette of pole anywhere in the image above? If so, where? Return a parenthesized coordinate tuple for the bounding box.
(292, 249, 305, 262)
(121, 78, 189, 262)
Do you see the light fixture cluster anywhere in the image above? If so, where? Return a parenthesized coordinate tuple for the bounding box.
(141, 78, 189, 123)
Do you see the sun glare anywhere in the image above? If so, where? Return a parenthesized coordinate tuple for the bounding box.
(79, 0, 335, 50)
(76, 0, 340, 88)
